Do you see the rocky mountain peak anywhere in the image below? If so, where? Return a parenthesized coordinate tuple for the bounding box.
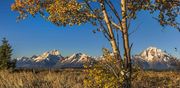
(61, 53, 92, 63)
(34, 50, 61, 62)
(132, 47, 180, 70)
(139, 47, 169, 62)
(43, 50, 60, 56)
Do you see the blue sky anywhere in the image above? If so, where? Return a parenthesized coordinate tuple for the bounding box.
(0, 0, 180, 58)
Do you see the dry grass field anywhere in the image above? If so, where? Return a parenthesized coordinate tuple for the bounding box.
(0, 70, 179, 88)
(132, 71, 180, 88)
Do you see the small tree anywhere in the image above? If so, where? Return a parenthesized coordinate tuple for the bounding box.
(0, 38, 13, 69)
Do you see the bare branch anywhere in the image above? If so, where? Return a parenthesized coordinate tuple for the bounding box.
(103, 31, 110, 41)
(127, 18, 132, 30)
(128, 23, 142, 36)
(111, 20, 123, 31)
(105, 0, 121, 23)
(116, 29, 120, 51)
(105, 0, 124, 31)
(129, 43, 133, 53)
(104, 63, 119, 79)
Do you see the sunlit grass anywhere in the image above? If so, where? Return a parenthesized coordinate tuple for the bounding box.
(0, 70, 179, 88)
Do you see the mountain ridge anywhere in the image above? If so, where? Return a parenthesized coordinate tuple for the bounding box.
(16, 47, 179, 70)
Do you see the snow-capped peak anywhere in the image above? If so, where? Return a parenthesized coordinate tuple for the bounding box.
(133, 47, 179, 70)
(34, 50, 61, 62)
(17, 56, 30, 61)
(49, 50, 60, 55)
(77, 53, 91, 62)
(42, 50, 60, 56)
(61, 53, 94, 63)
(139, 47, 170, 62)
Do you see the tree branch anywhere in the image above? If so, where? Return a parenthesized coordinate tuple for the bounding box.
(111, 20, 123, 31)
(105, 63, 119, 79)
(105, 0, 124, 31)
(128, 23, 142, 36)
(84, 0, 111, 38)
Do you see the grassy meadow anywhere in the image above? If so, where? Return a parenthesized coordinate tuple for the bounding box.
(0, 70, 179, 88)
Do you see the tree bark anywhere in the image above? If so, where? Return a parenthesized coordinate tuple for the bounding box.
(121, 0, 132, 87)
(100, 1, 121, 61)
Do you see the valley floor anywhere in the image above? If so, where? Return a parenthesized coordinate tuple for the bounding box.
(0, 70, 179, 88)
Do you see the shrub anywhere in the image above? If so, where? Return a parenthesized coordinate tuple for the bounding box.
(84, 48, 127, 88)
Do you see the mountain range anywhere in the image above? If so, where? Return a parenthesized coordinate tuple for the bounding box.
(16, 50, 95, 69)
(16, 47, 180, 70)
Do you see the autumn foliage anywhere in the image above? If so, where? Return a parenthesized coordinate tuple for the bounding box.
(11, 0, 95, 26)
